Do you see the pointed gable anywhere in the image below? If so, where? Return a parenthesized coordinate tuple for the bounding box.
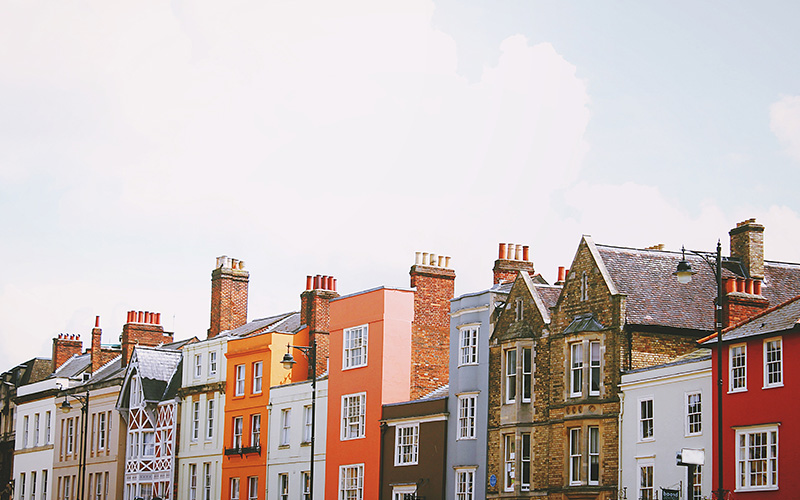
(492, 271, 561, 342)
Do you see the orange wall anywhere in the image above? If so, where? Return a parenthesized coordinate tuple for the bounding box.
(222, 330, 307, 499)
(325, 287, 414, 500)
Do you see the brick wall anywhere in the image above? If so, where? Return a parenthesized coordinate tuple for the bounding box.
(300, 275, 339, 377)
(722, 292, 770, 329)
(52, 334, 82, 372)
(629, 331, 700, 370)
(492, 243, 534, 284)
(729, 218, 764, 279)
(409, 263, 455, 399)
(122, 311, 173, 366)
(208, 256, 249, 338)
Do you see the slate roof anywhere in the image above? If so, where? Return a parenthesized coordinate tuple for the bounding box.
(53, 353, 92, 379)
(534, 284, 561, 310)
(417, 384, 449, 401)
(595, 244, 800, 333)
(219, 311, 299, 337)
(707, 295, 800, 344)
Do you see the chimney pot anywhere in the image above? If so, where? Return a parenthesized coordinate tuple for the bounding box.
(515, 245, 522, 261)
(333, 278, 337, 291)
(429, 253, 436, 266)
(754, 280, 762, 295)
(306, 276, 313, 291)
(523, 245, 530, 262)
(95, 316, 100, 328)
(415, 252, 422, 265)
(506, 243, 514, 260)
(724, 277, 735, 294)
(437, 255, 444, 267)
(155, 313, 161, 325)
(314, 275, 321, 290)
(736, 277, 745, 293)
(445, 256, 451, 268)
(498, 243, 507, 259)
(746, 279, 754, 295)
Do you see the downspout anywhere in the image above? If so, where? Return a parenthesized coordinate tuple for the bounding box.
(265, 401, 272, 499)
(379, 422, 387, 500)
(618, 391, 624, 499)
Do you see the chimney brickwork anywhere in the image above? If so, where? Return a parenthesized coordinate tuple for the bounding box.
(730, 218, 765, 279)
(300, 275, 339, 378)
(89, 316, 119, 373)
(493, 243, 535, 284)
(52, 334, 83, 372)
(410, 252, 456, 399)
(721, 277, 770, 328)
(122, 310, 172, 366)
(208, 256, 250, 339)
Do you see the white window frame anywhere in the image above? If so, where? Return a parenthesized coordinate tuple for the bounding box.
(455, 468, 475, 500)
(252, 362, 262, 394)
(504, 434, 515, 491)
(588, 426, 600, 485)
(19, 472, 25, 500)
(22, 415, 28, 447)
(302, 471, 311, 500)
(45, 411, 51, 444)
(639, 397, 654, 441)
(209, 351, 218, 375)
(203, 462, 212, 500)
(278, 474, 288, 500)
(691, 465, 703, 500)
(394, 423, 419, 466)
(569, 428, 581, 485)
(505, 348, 517, 404)
(189, 464, 197, 500)
(580, 271, 589, 301)
(248, 476, 258, 500)
(98, 412, 106, 450)
(67, 418, 74, 455)
(192, 401, 200, 441)
(589, 341, 601, 396)
(194, 354, 202, 378)
(570, 342, 583, 398)
(303, 405, 313, 443)
(235, 365, 246, 396)
(230, 477, 240, 500)
(142, 430, 155, 456)
(343, 325, 368, 369)
(736, 424, 778, 491)
(232, 417, 243, 449)
(33, 413, 39, 447)
(686, 391, 702, 436)
(457, 394, 477, 440)
(521, 433, 531, 491)
(729, 343, 747, 392)
(522, 347, 532, 403)
(339, 464, 364, 500)
(458, 326, 479, 366)
(392, 485, 416, 500)
(206, 399, 215, 440)
(251, 414, 261, 448)
(515, 298, 523, 322)
(280, 409, 291, 446)
(638, 459, 654, 500)
(341, 393, 366, 440)
(763, 337, 783, 388)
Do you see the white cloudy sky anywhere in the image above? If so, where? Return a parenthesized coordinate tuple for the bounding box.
(2, 1, 800, 369)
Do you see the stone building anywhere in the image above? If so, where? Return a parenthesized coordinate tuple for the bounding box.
(486, 218, 800, 500)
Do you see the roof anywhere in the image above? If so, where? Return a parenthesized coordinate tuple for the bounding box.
(218, 311, 298, 337)
(417, 384, 449, 401)
(118, 346, 183, 407)
(53, 353, 92, 379)
(708, 294, 800, 344)
(595, 244, 800, 332)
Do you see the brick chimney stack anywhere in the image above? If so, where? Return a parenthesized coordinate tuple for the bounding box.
(91, 316, 102, 373)
(730, 218, 765, 279)
(121, 311, 172, 367)
(52, 334, 83, 372)
(409, 251, 456, 399)
(208, 255, 250, 339)
(493, 243, 535, 284)
(300, 275, 340, 378)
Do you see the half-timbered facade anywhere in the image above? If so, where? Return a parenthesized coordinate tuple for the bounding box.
(117, 346, 183, 500)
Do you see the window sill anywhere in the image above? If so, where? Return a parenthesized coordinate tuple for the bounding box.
(735, 486, 778, 492)
(763, 383, 783, 390)
(301, 441, 311, 447)
(342, 364, 368, 371)
(278, 444, 290, 450)
(340, 435, 366, 441)
(728, 389, 747, 394)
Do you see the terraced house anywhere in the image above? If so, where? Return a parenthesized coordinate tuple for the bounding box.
(486, 218, 800, 500)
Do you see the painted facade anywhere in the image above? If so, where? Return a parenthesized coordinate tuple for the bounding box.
(266, 377, 328, 500)
(620, 351, 712, 500)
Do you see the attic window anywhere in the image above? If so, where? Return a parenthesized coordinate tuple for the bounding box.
(515, 299, 524, 322)
(580, 272, 589, 301)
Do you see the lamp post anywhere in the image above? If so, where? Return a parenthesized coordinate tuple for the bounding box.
(281, 339, 317, 500)
(60, 391, 89, 500)
(673, 241, 727, 500)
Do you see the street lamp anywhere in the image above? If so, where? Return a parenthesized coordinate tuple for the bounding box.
(60, 391, 89, 500)
(281, 339, 317, 500)
(673, 242, 727, 500)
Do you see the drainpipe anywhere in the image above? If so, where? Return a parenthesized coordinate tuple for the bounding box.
(379, 422, 387, 500)
(265, 401, 272, 499)
(618, 391, 625, 499)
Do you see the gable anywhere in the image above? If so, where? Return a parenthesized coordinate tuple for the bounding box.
(492, 271, 553, 342)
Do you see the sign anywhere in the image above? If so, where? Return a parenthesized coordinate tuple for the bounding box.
(661, 488, 679, 500)
(677, 448, 705, 466)
(489, 474, 497, 487)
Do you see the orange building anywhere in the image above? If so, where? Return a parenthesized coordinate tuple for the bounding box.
(325, 253, 455, 500)
(221, 326, 308, 500)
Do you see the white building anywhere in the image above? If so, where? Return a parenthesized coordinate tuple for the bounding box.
(176, 335, 228, 500)
(620, 350, 712, 500)
(13, 377, 69, 500)
(266, 376, 327, 500)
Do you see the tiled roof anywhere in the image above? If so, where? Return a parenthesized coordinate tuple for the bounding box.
(218, 311, 298, 337)
(265, 312, 302, 334)
(53, 353, 92, 379)
(713, 295, 800, 343)
(416, 384, 449, 401)
(596, 244, 800, 332)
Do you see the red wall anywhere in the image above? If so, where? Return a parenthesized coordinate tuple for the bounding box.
(716, 330, 800, 497)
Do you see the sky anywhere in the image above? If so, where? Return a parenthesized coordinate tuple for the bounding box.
(2, 1, 800, 370)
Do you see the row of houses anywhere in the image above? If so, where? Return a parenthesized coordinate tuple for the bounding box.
(3, 218, 799, 500)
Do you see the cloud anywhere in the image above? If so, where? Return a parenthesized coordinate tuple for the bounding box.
(770, 95, 800, 163)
